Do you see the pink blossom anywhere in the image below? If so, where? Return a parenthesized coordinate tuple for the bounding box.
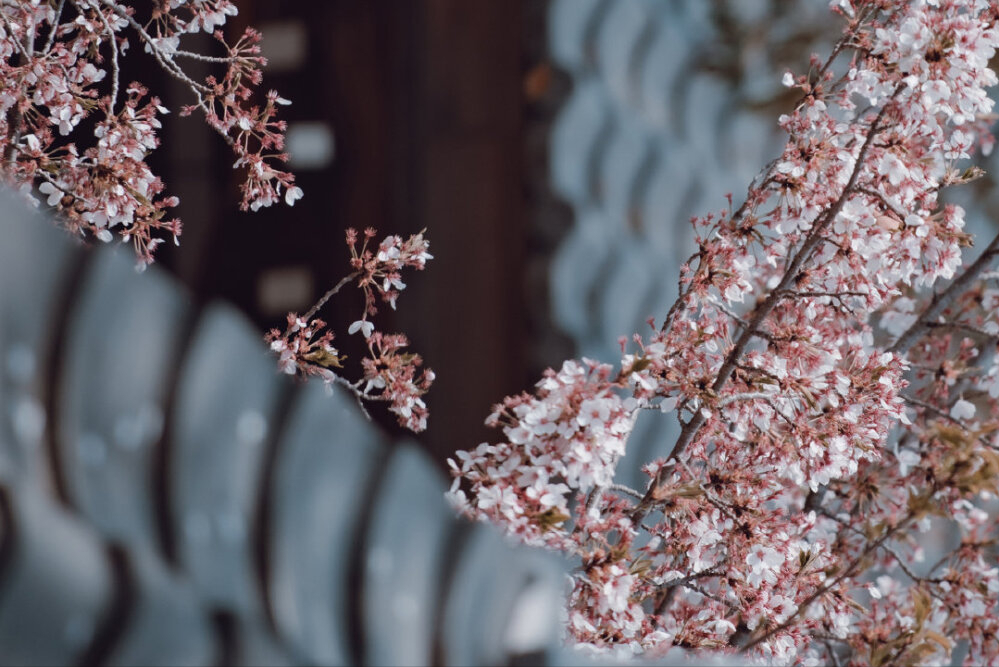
(0, 1, 297, 264)
(264, 229, 434, 433)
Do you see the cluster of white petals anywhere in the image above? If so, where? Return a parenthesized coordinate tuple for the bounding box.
(449, 359, 637, 548)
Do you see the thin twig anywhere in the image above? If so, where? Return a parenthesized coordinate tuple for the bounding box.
(717, 391, 779, 408)
(90, 1, 120, 113)
(98, 0, 211, 95)
(762, 397, 797, 428)
(1, 12, 34, 166)
(607, 483, 644, 500)
(781, 290, 867, 300)
(282, 271, 360, 337)
(856, 185, 906, 219)
(882, 543, 943, 584)
(682, 582, 730, 607)
(735, 362, 783, 384)
(924, 320, 999, 340)
(42, 0, 66, 53)
(902, 394, 999, 451)
(902, 395, 957, 424)
(172, 49, 236, 63)
(823, 639, 845, 667)
(324, 374, 373, 421)
(716, 301, 776, 342)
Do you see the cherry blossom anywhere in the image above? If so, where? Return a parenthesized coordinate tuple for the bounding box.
(265, 228, 434, 433)
(0, 5, 433, 429)
(451, 1, 999, 663)
(0, 0, 297, 266)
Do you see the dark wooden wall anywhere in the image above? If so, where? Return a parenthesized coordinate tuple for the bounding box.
(155, 1, 534, 463)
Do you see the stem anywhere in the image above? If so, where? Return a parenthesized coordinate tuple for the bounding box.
(902, 395, 958, 424)
(607, 483, 644, 500)
(172, 49, 236, 63)
(1, 15, 34, 166)
(42, 0, 66, 54)
(2, 105, 23, 166)
(282, 271, 360, 337)
(90, 1, 119, 114)
(325, 373, 373, 421)
(98, 0, 211, 95)
(924, 320, 999, 340)
(824, 640, 844, 667)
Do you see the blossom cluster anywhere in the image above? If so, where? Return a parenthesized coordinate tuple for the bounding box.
(0, 0, 297, 266)
(448, 359, 637, 548)
(267, 313, 343, 381)
(451, 1, 999, 663)
(346, 226, 433, 332)
(266, 228, 434, 433)
(359, 331, 434, 433)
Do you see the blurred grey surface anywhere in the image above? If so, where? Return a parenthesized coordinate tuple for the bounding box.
(0, 190, 567, 666)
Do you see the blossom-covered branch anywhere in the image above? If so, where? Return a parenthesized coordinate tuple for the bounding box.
(0, 0, 300, 266)
(450, 1, 999, 663)
(1, 3, 435, 428)
(266, 228, 435, 433)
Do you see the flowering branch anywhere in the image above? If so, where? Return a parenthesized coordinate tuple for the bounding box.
(0, 0, 300, 266)
(450, 1, 999, 662)
(627, 87, 902, 524)
(266, 228, 435, 433)
(890, 229, 999, 354)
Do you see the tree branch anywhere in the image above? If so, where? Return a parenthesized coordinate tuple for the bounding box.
(632, 87, 901, 519)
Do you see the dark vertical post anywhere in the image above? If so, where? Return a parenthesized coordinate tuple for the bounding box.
(402, 0, 529, 460)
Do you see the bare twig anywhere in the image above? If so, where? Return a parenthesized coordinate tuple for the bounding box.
(924, 320, 999, 340)
(882, 543, 943, 584)
(718, 391, 779, 408)
(607, 483, 644, 500)
(172, 49, 236, 63)
(781, 289, 867, 300)
(282, 271, 360, 337)
(90, 1, 120, 113)
(682, 582, 731, 607)
(856, 185, 907, 219)
(823, 639, 845, 667)
(716, 301, 776, 342)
